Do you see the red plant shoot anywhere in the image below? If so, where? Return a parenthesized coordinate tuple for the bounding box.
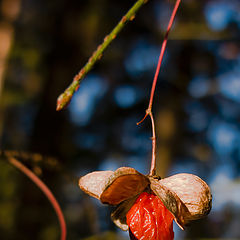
(126, 192, 174, 240)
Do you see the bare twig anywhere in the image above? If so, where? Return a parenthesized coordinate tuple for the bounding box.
(7, 156, 67, 240)
(56, 0, 149, 111)
(137, 0, 181, 176)
(149, 111, 156, 176)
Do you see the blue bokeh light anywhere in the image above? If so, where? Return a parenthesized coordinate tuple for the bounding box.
(204, 1, 235, 31)
(124, 41, 160, 78)
(69, 74, 107, 126)
(169, 161, 200, 176)
(98, 157, 121, 171)
(98, 155, 148, 174)
(208, 121, 239, 155)
(126, 155, 149, 175)
(210, 165, 240, 211)
(218, 72, 240, 103)
(114, 85, 139, 108)
(185, 101, 209, 132)
(188, 75, 210, 98)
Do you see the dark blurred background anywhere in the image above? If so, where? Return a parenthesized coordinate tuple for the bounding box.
(0, 0, 240, 239)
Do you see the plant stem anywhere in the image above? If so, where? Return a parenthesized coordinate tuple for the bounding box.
(137, 0, 181, 176)
(149, 111, 156, 176)
(8, 156, 67, 240)
(56, 0, 149, 111)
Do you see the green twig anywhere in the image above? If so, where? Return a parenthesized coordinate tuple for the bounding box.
(56, 0, 149, 111)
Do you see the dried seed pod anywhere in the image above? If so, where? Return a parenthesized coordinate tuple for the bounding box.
(150, 177, 188, 229)
(160, 173, 212, 220)
(79, 167, 149, 205)
(111, 195, 139, 231)
(79, 170, 113, 199)
(150, 173, 212, 229)
(79, 168, 212, 232)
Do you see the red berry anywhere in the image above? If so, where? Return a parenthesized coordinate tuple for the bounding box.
(126, 192, 174, 240)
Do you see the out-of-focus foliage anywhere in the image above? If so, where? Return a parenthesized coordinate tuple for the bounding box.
(0, 161, 18, 236)
(0, 0, 240, 239)
(81, 231, 124, 240)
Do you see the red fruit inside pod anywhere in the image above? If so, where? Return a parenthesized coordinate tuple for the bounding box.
(126, 192, 174, 240)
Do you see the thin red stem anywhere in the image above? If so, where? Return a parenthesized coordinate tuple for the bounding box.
(148, 0, 181, 111)
(8, 157, 67, 240)
(137, 0, 181, 175)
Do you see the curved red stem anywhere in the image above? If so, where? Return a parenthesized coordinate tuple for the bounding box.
(8, 157, 67, 240)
